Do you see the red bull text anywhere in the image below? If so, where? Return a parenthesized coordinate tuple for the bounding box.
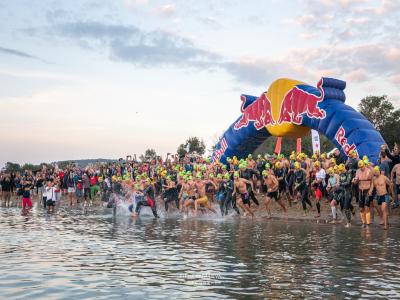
(335, 126, 358, 156)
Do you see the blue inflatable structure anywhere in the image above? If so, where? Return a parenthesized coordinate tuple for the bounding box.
(212, 77, 385, 164)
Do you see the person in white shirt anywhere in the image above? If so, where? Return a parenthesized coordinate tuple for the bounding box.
(45, 180, 57, 213)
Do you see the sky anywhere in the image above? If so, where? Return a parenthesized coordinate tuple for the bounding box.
(0, 0, 399, 166)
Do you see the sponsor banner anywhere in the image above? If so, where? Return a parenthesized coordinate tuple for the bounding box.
(311, 129, 320, 154)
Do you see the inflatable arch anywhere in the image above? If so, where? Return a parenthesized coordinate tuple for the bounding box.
(212, 77, 385, 164)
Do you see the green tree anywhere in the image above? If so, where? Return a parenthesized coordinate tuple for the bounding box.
(4, 162, 21, 173)
(358, 95, 400, 148)
(58, 161, 72, 170)
(177, 137, 206, 156)
(21, 163, 42, 172)
(139, 149, 157, 162)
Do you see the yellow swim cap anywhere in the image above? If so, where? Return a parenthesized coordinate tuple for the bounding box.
(358, 160, 365, 168)
(373, 166, 380, 173)
(294, 162, 300, 169)
(314, 161, 320, 168)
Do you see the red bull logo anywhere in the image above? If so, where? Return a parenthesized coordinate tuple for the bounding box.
(234, 93, 275, 130)
(277, 78, 326, 125)
(335, 126, 358, 156)
(234, 78, 326, 130)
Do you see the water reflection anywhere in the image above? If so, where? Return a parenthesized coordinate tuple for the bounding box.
(0, 208, 399, 299)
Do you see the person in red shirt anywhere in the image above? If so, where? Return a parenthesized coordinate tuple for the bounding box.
(89, 174, 100, 200)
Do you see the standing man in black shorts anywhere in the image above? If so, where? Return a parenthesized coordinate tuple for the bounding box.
(264, 169, 287, 218)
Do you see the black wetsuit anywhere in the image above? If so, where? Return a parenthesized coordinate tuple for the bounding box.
(294, 169, 312, 211)
(240, 168, 260, 206)
(219, 180, 239, 216)
(135, 184, 159, 218)
(346, 157, 359, 202)
(163, 185, 179, 211)
(274, 168, 286, 193)
(286, 168, 295, 197)
(337, 171, 353, 223)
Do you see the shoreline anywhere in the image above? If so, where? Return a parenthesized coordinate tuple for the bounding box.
(2, 194, 400, 228)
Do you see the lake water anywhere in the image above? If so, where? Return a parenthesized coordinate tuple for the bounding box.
(1, 207, 399, 299)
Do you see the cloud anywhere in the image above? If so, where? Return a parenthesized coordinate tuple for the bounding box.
(345, 68, 368, 82)
(197, 16, 222, 30)
(22, 20, 400, 89)
(294, 0, 400, 43)
(123, 0, 148, 10)
(0, 46, 43, 61)
(157, 4, 176, 17)
(38, 21, 219, 68)
(390, 75, 400, 85)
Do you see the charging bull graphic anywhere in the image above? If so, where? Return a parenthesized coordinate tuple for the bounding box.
(234, 93, 275, 130)
(277, 78, 326, 125)
(213, 76, 385, 164)
(234, 78, 326, 130)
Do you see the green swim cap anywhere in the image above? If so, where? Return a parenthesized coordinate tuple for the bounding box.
(222, 165, 227, 169)
(209, 173, 214, 178)
(224, 173, 231, 180)
(197, 173, 203, 179)
(265, 163, 270, 169)
(262, 170, 268, 176)
(217, 174, 222, 179)
(233, 171, 239, 178)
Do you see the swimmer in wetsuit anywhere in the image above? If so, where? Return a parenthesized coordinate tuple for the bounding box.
(219, 173, 240, 216)
(337, 164, 353, 227)
(162, 176, 179, 212)
(132, 178, 159, 218)
(274, 161, 289, 207)
(293, 162, 312, 216)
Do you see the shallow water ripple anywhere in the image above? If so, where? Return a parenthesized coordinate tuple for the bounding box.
(0, 208, 399, 299)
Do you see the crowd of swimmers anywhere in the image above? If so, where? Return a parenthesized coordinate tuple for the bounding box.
(1, 143, 399, 230)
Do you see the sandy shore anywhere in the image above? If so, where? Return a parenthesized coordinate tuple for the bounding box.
(2, 192, 400, 227)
